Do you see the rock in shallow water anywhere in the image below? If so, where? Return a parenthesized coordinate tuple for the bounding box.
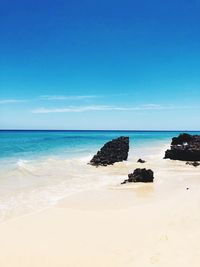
(90, 136, 129, 166)
(121, 168, 154, 184)
(164, 133, 200, 161)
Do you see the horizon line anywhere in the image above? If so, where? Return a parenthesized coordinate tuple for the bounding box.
(0, 129, 200, 132)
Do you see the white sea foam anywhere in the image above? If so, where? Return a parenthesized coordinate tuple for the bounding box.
(16, 159, 29, 167)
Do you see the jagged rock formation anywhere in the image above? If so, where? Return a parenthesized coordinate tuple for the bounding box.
(171, 133, 194, 145)
(121, 168, 154, 184)
(90, 136, 129, 166)
(164, 133, 200, 161)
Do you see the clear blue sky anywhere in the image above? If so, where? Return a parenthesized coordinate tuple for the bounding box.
(0, 0, 200, 130)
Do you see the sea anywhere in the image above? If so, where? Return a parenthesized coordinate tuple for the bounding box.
(0, 130, 199, 221)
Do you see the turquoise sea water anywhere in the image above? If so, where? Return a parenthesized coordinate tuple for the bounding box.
(0, 130, 200, 222)
(1, 130, 200, 162)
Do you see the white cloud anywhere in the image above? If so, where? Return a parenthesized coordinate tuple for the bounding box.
(32, 105, 117, 113)
(0, 99, 27, 104)
(141, 104, 162, 108)
(31, 104, 198, 114)
(40, 95, 98, 100)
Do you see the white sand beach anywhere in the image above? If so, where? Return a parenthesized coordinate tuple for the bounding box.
(1, 0, 200, 264)
(0, 156, 200, 267)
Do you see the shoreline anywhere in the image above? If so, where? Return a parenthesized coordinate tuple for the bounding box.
(0, 141, 199, 223)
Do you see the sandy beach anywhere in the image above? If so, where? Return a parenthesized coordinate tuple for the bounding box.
(0, 156, 200, 267)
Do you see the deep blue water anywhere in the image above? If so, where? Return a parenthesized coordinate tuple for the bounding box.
(1, 130, 200, 161)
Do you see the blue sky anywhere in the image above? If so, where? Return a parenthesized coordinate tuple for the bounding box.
(0, 0, 200, 130)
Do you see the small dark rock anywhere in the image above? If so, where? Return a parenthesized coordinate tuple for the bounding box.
(186, 188, 189, 190)
(186, 161, 200, 167)
(137, 158, 146, 163)
(121, 168, 154, 184)
(90, 136, 129, 166)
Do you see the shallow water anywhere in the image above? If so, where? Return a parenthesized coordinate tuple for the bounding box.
(0, 130, 199, 221)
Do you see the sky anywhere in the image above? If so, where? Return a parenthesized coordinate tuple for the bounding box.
(0, 0, 200, 130)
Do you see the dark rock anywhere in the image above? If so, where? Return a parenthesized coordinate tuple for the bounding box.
(164, 133, 200, 161)
(121, 168, 154, 184)
(90, 136, 129, 166)
(171, 133, 193, 145)
(186, 161, 200, 167)
(137, 158, 146, 163)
